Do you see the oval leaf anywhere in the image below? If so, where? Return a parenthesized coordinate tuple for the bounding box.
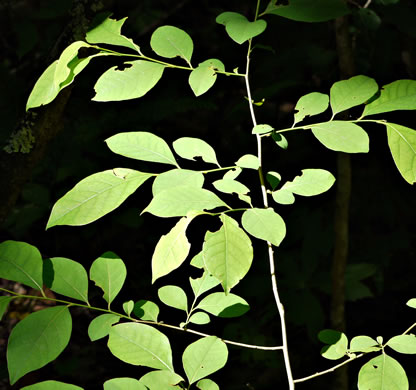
(236, 154, 260, 169)
(7, 306, 72, 385)
(197, 378, 219, 390)
(272, 189, 295, 205)
(173, 137, 219, 166)
(387, 335, 416, 354)
(139, 370, 184, 390)
(213, 179, 249, 195)
(318, 329, 348, 360)
(158, 285, 188, 312)
(151, 26, 193, 63)
(189, 59, 224, 96)
(22, 381, 83, 390)
(190, 271, 221, 298)
(350, 336, 380, 353)
(294, 92, 329, 124)
(104, 377, 147, 390)
(189, 312, 211, 325)
(252, 124, 274, 134)
(152, 169, 204, 196)
(196, 292, 249, 318)
(88, 313, 120, 342)
(281, 169, 335, 196)
(407, 298, 416, 309)
(133, 300, 160, 322)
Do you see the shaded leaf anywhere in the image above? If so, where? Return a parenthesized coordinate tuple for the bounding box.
(294, 92, 329, 124)
(104, 378, 146, 390)
(318, 329, 348, 360)
(387, 335, 416, 354)
(139, 370, 184, 390)
(173, 137, 219, 166)
(22, 381, 83, 390)
(88, 313, 120, 341)
(196, 292, 249, 318)
(266, 171, 281, 190)
(133, 300, 160, 322)
(151, 26, 193, 63)
(152, 169, 204, 196)
(158, 285, 188, 312)
(272, 132, 289, 149)
(189, 59, 224, 96)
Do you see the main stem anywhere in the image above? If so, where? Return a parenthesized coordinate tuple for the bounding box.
(244, 41, 295, 389)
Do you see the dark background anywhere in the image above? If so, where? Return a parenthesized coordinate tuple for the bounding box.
(0, 0, 415, 389)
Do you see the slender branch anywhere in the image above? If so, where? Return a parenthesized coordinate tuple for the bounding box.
(402, 322, 416, 335)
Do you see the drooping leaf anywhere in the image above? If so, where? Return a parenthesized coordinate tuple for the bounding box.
(46, 169, 153, 228)
(103, 377, 147, 390)
(139, 370, 184, 390)
(7, 306, 72, 385)
(387, 335, 416, 354)
(108, 323, 173, 371)
(363, 79, 416, 117)
(190, 271, 221, 298)
(358, 354, 408, 390)
(330, 75, 378, 116)
(88, 314, 120, 341)
(236, 154, 260, 169)
(203, 214, 253, 294)
(263, 0, 350, 22)
(350, 336, 380, 353)
(21, 381, 83, 390)
(189, 59, 225, 96)
(123, 300, 134, 316)
(280, 169, 335, 196)
(293, 92, 329, 124)
(90, 252, 127, 308)
(242, 208, 286, 247)
(133, 300, 160, 322)
(272, 189, 295, 205)
(43, 257, 89, 303)
(151, 26, 193, 63)
(196, 292, 249, 318)
(158, 285, 188, 312)
(0, 240, 43, 290)
(216, 12, 267, 44)
(144, 186, 228, 218)
(0, 296, 14, 321)
(152, 169, 204, 196)
(196, 378, 219, 390)
(310, 121, 369, 153)
(385, 123, 416, 184)
(252, 124, 274, 134)
(173, 137, 219, 166)
(318, 329, 348, 360)
(93, 61, 165, 101)
(189, 312, 211, 325)
(182, 336, 228, 384)
(213, 179, 249, 195)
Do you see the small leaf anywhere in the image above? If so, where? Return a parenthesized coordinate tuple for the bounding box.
(196, 292, 249, 318)
(0, 240, 43, 290)
(189, 59, 225, 96)
(350, 336, 380, 353)
(223, 167, 242, 180)
(189, 312, 211, 325)
(272, 189, 295, 205)
(104, 377, 147, 390)
(387, 335, 416, 354)
(183, 337, 228, 384)
(266, 171, 281, 190)
(294, 92, 329, 124)
(318, 329, 348, 360)
(108, 323, 173, 371)
(7, 306, 72, 385)
(152, 169, 204, 196)
(173, 137, 219, 166)
(213, 179, 249, 195)
(133, 300, 160, 322)
(123, 300, 134, 316)
(90, 252, 127, 308)
(190, 272, 221, 298)
(236, 154, 260, 169)
(0, 296, 14, 321)
(407, 298, 416, 309)
(272, 133, 289, 149)
(311, 121, 369, 153)
(252, 124, 274, 134)
(190, 252, 204, 269)
(88, 314, 120, 341)
(93, 61, 165, 101)
(197, 378, 219, 390)
(139, 370, 184, 390)
(330, 75, 378, 116)
(358, 354, 408, 390)
(151, 26, 193, 63)
(46, 169, 153, 228)
(21, 381, 83, 390)
(216, 12, 267, 44)
(158, 285, 188, 312)
(281, 169, 335, 196)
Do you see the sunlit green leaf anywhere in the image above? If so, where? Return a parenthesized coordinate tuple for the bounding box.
(88, 313, 120, 341)
(189, 59, 224, 96)
(223, 167, 242, 180)
(272, 132, 289, 149)
(294, 92, 329, 124)
(272, 189, 295, 205)
(350, 336, 380, 353)
(151, 26, 193, 63)
(189, 312, 211, 325)
(236, 154, 260, 169)
(133, 300, 160, 322)
(173, 137, 219, 166)
(387, 335, 416, 354)
(213, 179, 249, 195)
(196, 292, 249, 318)
(158, 285, 188, 312)
(123, 300, 134, 316)
(104, 377, 146, 390)
(139, 370, 184, 390)
(407, 299, 416, 309)
(280, 169, 335, 196)
(21, 381, 83, 390)
(7, 306, 72, 385)
(318, 329, 348, 360)
(152, 169, 204, 196)
(252, 124, 274, 134)
(196, 378, 219, 390)
(190, 271, 221, 298)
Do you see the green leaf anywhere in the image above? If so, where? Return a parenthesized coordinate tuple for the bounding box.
(281, 169, 335, 196)
(196, 292, 249, 318)
(133, 300, 160, 322)
(93, 61, 165, 101)
(197, 378, 219, 390)
(407, 298, 416, 309)
(387, 335, 416, 354)
(144, 186, 228, 217)
(203, 214, 253, 294)
(236, 154, 260, 169)
(21, 381, 83, 390)
(123, 300, 134, 316)
(358, 354, 408, 390)
(151, 25, 193, 64)
(0, 240, 43, 290)
(90, 252, 127, 308)
(139, 370, 184, 390)
(158, 285, 188, 312)
(7, 306, 72, 385)
(86, 14, 140, 52)
(106, 132, 177, 166)
(190, 271, 221, 298)
(385, 123, 416, 184)
(189, 312, 211, 325)
(152, 216, 193, 283)
(266, 171, 281, 190)
(43, 257, 89, 303)
(173, 137, 220, 166)
(152, 169, 204, 196)
(88, 313, 120, 341)
(182, 336, 228, 384)
(272, 132, 289, 149)
(311, 121, 369, 153)
(242, 208, 286, 247)
(46, 169, 153, 228)
(363, 79, 416, 117)
(350, 336, 380, 353)
(108, 323, 173, 371)
(330, 75, 378, 116)
(223, 167, 242, 180)
(189, 59, 225, 96)
(294, 92, 329, 124)
(104, 378, 147, 390)
(272, 189, 295, 205)
(216, 12, 267, 44)
(0, 296, 14, 321)
(190, 252, 204, 269)
(252, 124, 274, 134)
(318, 329, 348, 360)
(263, 0, 350, 22)
(213, 179, 250, 195)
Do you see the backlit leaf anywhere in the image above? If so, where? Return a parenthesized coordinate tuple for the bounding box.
(213, 179, 249, 195)
(196, 292, 249, 318)
(139, 370, 184, 390)
(407, 299, 416, 309)
(173, 137, 219, 166)
(158, 285, 188, 312)
(152, 169, 204, 196)
(189, 59, 225, 96)
(252, 124, 274, 134)
(123, 300, 134, 316)
(104, 378, 146, 390)
(272, 189, 295, 205)
(190, 271, 221, 298)
(387, 335, 416, 354)
(318, 329, 348, 360)
(189, 312, 211, 325)
(133, 300, 160, 322)
(197, 378, 219, 390)
(280, 169, 335, 196)
(22, 381, 83, 390)
(294, 92, 329, 124)
(236, 154, 260, 169)
(151, 26, 193, 63)
(88, 314, 120, 341)
(350, 336, 380, 353)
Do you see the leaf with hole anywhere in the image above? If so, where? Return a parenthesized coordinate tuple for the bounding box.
(196, 292, 249, 318)
(158, 285, 188, 312)
(173, 137, 219, 166)
(189, 59, 225, 96)
(294, 92, 329, 124)
(151, 26, 193, 63)
(88, 314, 120, 341)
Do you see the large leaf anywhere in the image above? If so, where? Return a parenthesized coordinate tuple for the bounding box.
(152, 169, 204, 196)
(151, 26, 193, 64)
(158, 285, 188, 312)
(385, 123, 416, 184)
(88, 314, 120, 341)
(144, 186, 227, 217)
(203, 214, 253, 294)
(387, 335, 416, 354)
(93, 60, 165, 101)
(173, 137, 219, 166)
(294, 92, 329, 124)
(280, 169, 335, 196)
(22, 381, 83, 390)
(358, 354, 408, 390)
(241, 208, 286, 246)
(263, 0, 350, 22)
(104, 378, 147, 390)
(43, 257, 89, 303)
(90, 252, 127, 308)
(189, 59, 225, 96)
(182, 336, 228, 384)
(7, 306, 72, 385)
(330, 75, 378, 116)
(108, 323, 173, 371)
(46, 169, 153, 228)
(363, 79, 416, 117)
(152, 216, 194, 283)
(196, 292, 249, 318)
(139, 370, 184, 390)
(310, 121, 369, 153)
(0, 240, 43, 290)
